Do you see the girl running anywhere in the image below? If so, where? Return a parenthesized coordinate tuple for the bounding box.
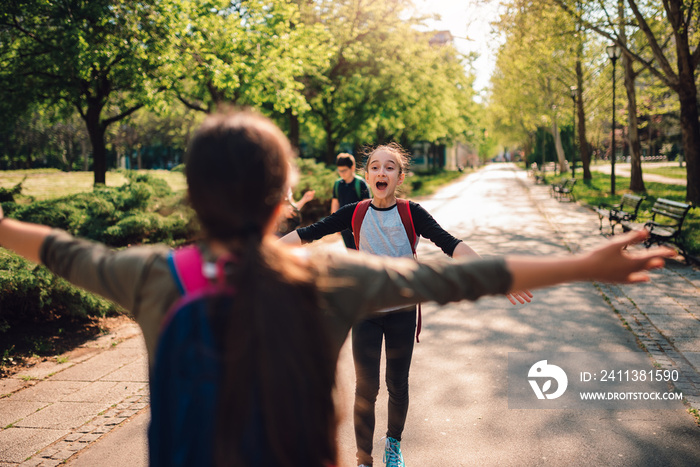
(281, 143, 530, 467)
(0, 111, 671, 467)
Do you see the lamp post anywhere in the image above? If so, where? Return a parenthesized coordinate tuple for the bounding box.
(606, 44, 621, 195)
(569, 85, 577, 177)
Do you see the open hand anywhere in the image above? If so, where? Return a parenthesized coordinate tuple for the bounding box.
(506, 289, 534, 305)
(584, 230, 676, 284)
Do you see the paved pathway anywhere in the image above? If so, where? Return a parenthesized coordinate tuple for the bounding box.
(1, 163, 698, 466)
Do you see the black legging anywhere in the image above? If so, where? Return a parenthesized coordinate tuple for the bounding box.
(352, 307, 416, 466)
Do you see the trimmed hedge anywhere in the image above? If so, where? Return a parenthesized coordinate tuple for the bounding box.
(0, 172, 196, 351)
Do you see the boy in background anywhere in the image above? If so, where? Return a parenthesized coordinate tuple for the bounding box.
(331, 153, 371, 249)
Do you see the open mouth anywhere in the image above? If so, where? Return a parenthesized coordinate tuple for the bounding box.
(375, 181, 388, 191)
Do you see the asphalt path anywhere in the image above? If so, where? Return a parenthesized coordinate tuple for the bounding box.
(332, 163, 699, 466)
(65, 163, 700, 467)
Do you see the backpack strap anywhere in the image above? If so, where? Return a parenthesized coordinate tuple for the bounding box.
(333, 179, 340, 199)
(351, 199, 372, 250)
(167, 245, 209, 295)
(353, 176, 362, 200)
(396, 199, 417, 254)
(396, 199, 422, 342)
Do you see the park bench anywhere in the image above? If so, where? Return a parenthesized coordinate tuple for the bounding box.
(640, 198, 694, 263)
(594, 193, 645, 235)
(532, 162, 556, 184)
(550, 178, 577, 202)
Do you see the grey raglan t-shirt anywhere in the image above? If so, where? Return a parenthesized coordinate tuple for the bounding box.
(39, 230, 511, 366)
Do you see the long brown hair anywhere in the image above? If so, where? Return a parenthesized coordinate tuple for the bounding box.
(185, 111, 337, 466)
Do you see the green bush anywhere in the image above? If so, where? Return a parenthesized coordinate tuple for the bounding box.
(0, 172, 196, 345)
(293, 158, 337, 202)
(0, 178, 24, 202)
(0, 252, 120, 327)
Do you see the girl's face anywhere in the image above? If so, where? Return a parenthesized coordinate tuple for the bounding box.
(365, 149, 404, 205)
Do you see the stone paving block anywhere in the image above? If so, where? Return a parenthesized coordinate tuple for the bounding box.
(669, 338, 700, 353)
(46, 346, 141, 382)
(115, 332, 146, 350)
(61, 347, 101, 366)
(649, 315, 700, 338)
(9, 381, 88, 403)
(0, 400, 49, 428)
(14, 402, 110, 430)
(100, 358, 148, 382)
(641, 303, 691, 315)
(36, 459, 63, 467)
(15, 360, 74, 381)
(80, 323, 140, 350)
(60, 381, 146, 404)
(78, 433, 101, 443)
(679, 351, 700, 369)
(18, 458, 44, 466)
(0, 378, 26, 396)
(0, 427, 69, 464)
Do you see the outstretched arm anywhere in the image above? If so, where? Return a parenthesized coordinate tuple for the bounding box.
(505, 230, 674, 292)
(0, 209, 52, 264)
(295, 190, 315, 211)
(279, 230, 302, 245)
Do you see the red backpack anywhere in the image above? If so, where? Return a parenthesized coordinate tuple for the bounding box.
(351, 199, 422, 342)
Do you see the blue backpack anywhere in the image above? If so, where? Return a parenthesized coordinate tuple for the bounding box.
(148, 246, 233, 467)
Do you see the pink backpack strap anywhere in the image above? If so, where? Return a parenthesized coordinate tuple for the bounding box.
(167, 245, 209, 295)
(351, 199, 372, 251)
(396, 199, 417, 254)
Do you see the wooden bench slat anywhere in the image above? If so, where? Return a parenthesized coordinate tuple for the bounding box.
(644, 198, 693, 263)
(596, 193, 644, 235)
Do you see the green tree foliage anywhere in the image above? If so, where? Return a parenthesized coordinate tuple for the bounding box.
(552, 0, 700, 203)
(1, 0, 482, 171)
(169, 0, 329, 116)
(298, 0, 479, 163)
(489, 3, 581, 173)
(0, 0, 180, 185)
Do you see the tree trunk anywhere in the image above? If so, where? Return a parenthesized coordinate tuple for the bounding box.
(84, 107, 107, 185)
(324, 120, 338, 165)
(623, 56, 644, 192)
(82, 139, 90, 172)
(288, 111, 300, 154)
(674, 14, 700, 204)
(619, 0, 645, 193)
(576, 59, 591, 180)
(551, 120, 568, 173)
(678, 76, 700, 203)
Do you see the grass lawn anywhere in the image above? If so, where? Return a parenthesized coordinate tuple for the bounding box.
(549, 171, 699, 257)
(0, 169, 186, 200)
(642, 166, 687, 179)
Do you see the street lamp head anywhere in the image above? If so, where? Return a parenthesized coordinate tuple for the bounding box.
(606, 44, 621, 61)
(570, 86, 578, 99)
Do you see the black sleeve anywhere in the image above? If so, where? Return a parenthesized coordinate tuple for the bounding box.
(360, 179, 371, 200)
(297, 202, 356, 243)
(409, 201, 462, 256)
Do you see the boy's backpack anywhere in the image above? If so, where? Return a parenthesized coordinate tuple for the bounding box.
(333, 175, 363, 201)
(148, 245, 233, 467)
(351, 199, 423, 342)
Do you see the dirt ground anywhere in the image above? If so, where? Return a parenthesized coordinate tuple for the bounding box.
(1, 314, 134, 378)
